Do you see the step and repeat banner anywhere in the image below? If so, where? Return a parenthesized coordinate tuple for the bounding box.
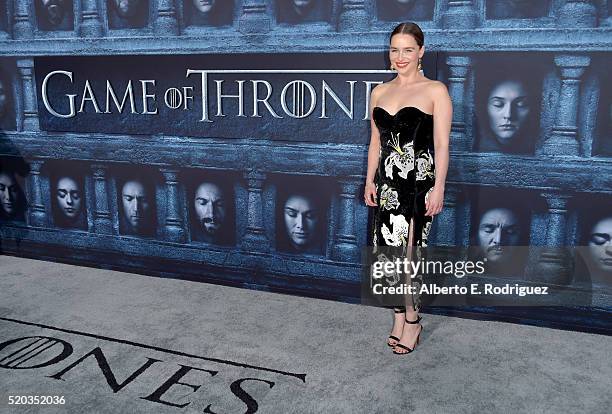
(0, 1, 610, 330)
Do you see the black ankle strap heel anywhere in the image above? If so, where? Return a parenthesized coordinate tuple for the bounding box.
(387, 308, 406, 347)
(405, 315, 422, 324)
(392, 315, 423, 355)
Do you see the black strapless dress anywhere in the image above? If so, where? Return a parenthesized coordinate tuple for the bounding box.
(371, 105, 436, 312)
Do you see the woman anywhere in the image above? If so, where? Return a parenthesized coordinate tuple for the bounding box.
(474, 59, 540, 154)
(278, 183, 326, 255)
(364, 22, 452, 355)
(53, 174, 86, 229)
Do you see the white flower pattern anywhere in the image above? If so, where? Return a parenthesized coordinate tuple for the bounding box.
(416, 151, 435, 181)
(381, 213, 409, 246)
(384, 131, 414, 179)
(379, 184, 399, 211)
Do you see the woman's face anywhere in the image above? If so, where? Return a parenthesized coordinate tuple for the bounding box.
(389, 33, 423, 73)
(283, 194, 320, 249)
(587, 217, 612, 275)
(486, 80, 531, 145)
(0, 171, 19, 217)
(56, 176, 82, 219)
(192, 0, 214, 13)
(113, 0, 142, 18)
(292, 0, 313, 15)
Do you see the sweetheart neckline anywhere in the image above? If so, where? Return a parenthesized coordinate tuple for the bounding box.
(373, 105, 433, 118)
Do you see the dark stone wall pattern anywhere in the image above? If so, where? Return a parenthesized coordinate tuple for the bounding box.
(0, 0, 611, 327)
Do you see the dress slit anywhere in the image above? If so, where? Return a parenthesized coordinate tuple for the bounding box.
(404, 215, 418, 312)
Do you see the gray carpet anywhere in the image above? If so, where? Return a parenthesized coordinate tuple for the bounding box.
(0, 255, 610, 414)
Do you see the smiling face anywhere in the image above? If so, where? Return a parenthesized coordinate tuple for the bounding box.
(194, 182, 226, 237)
(0, 171, 19, 217)
(389, 33, 424, 73)
(41, 0, 67, 26)
(113, 0, 142, 18)
(477, 208, 521, 263)
(486, 80, 531, 145)
(192, 0, 215, 13)
(587, 217, 612, 275)
(55, 176, 82, 220)
(121, 180, 150, 232)
(283, 194, 320, 250)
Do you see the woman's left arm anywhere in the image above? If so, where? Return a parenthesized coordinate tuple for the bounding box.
(425, 81, 452, 216)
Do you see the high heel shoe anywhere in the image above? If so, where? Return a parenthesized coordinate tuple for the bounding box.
(392, 315, 423, 355)
(387, 308, 405, 347)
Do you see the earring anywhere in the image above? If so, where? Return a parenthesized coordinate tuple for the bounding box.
(390, 64, 395, 71)
(417, 58, 422, 71)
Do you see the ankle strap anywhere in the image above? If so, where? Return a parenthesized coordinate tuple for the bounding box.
(393, 308, 406, 313)
(405, 315, 422, 324)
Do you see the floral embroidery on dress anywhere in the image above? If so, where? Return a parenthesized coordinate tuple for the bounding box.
(415, 151, 435, 181)
(384, 131, 414, 179)
(421, 220, 432, 246)
(380, 184, 400, 211)
(381, 213, 409, 246)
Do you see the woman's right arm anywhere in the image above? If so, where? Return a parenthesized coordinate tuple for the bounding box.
(364, 85, 382, 207)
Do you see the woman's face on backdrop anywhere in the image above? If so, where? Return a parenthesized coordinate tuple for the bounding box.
(113, 0, 142, 18)
(56, 176, 82, 219)
(292, 0, 313, 15)
(192, 0, 214, 13)
(486, 80, 531, 145)
(587, 217, 612, 275)
(389, 33, 423, 73)
(0, 171, 19, 217)
(283, 194, 320, 249)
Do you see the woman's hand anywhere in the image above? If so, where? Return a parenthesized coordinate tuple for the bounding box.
(364, 181, 378, 207)
(425, 186, 444, 216)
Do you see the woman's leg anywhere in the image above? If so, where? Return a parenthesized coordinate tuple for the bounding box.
(394, 216, 422, 353)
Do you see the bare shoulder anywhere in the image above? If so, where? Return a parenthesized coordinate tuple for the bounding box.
(427, 80, 450, 96)
(372, 82, 390, 95)
(370, 82, 389, 103)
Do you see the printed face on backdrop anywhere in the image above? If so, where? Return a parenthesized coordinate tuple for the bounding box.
(586, 217, 612, 276)
(121, 179, 151, 233)
(486, 80, 531, 146)
(55, 176, 82, 220)
(477, 207, 521, 263)
(283, 194, 320, 251)
(41, 0, 68, 26)
(112, 0, 142, 18)
(194, 182, 226, 240)
(0, 171, 20, 218)
(192, 0, 215, 13)
(0, 79, 7, 118)
(292, 0, 314, 15)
